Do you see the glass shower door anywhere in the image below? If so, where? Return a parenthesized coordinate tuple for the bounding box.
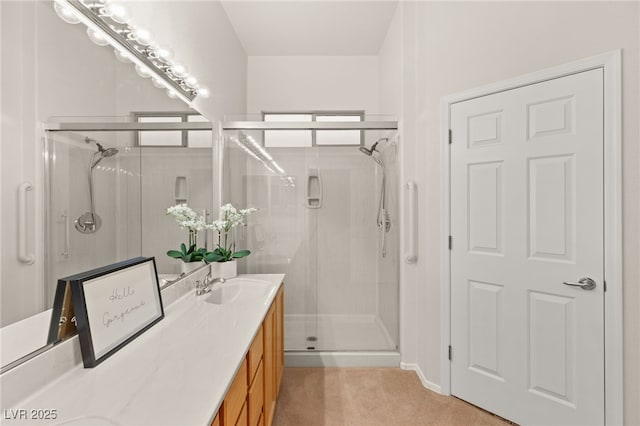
(45, 132, 142, 302)
(222, 127, 399, 353)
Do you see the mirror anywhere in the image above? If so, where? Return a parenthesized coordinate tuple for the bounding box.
(0, 1, 219, 369)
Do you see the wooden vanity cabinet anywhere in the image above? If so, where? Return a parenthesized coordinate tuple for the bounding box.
(213, 284, 284, 426)
(275, 286, 284, 394)
(222, 358, 247, 426)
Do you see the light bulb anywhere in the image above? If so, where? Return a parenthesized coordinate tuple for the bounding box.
(152, 78, 166, 89)
(104, 2, 130, 24)
(113, 48, 133, 63)
(131, 27, 152, 46)
(184, 76, 198, 87)
(197, 87, 210, 98)
(154, 47, 173, 64)
(171, 63, 186, 78)
(135, 64, 152, 78)
(87, 27, 110, 46)
(54, 2, 81, 24)
(166, 89, 178, 99)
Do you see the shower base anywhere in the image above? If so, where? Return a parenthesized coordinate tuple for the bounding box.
(284, 314, 400, 367)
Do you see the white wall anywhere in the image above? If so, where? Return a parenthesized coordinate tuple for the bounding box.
(399, 2, 640, 423)
(122, 1, 247, 121)
(247, 56, 378, 113)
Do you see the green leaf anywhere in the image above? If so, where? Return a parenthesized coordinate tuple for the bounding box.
(204, 252, 225, 263)
(192, 251, 205, 261)
(167, 250, 184, 259)
(232, 250, 251, 259)
(180, 243, 187, 255)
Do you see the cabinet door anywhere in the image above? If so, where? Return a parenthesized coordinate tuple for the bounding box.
(248, 360, 264, 426)
(263, 304, 276, 426)
(235, 402, 248, 426)
(248, 327, 264, 384)
(224, 359, 248, 426)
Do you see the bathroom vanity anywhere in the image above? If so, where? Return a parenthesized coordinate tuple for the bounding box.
(0, 273, 284, 426)
(212, 282, 284, 426)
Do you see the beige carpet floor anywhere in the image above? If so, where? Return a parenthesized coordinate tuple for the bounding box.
(272, 368, 512, 426)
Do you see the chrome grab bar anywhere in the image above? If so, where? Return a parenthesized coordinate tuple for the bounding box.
(18, 182, 35, 264)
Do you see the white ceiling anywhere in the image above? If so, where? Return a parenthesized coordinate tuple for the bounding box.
(220, 1, 399, 56)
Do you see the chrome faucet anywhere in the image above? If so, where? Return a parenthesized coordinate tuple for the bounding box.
(196, 273, 225, 296)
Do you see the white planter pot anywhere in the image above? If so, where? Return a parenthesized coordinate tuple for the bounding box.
(210, 260, 237, 279)
(181, 261, 202, 275)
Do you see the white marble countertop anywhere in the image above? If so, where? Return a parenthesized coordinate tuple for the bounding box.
(1, 274, 284, 426)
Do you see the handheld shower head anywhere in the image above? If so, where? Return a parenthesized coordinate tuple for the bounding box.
(85, 137, 118, 156)
(358, 137, 389, 166)
(359, 137, 389, 156)
(101, 147, 119, 158)
(85, 137, 118, 168)
(359, 146, 373, 156)
(77, 138, 119, 234)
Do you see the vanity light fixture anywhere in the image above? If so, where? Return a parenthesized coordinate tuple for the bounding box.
(53, 0, 210, 105)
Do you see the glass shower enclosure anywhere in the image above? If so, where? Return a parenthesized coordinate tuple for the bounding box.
(222, 115, 400, 358)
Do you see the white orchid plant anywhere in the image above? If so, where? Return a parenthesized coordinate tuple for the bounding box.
(165, 204, 209, 263)
(204, 204, 258, 263)
(165, 203, 257, 264)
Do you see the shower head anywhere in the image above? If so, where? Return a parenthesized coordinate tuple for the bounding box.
(359, 137, 389, 156)
(85, 137, 118, 169)
(101, 147, 119, 157)
(85, 137, 119, 157)
(359, 146, 374, 156)
(358, 137, 389, 166)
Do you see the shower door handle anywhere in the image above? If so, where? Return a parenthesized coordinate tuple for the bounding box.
(18, 182, 35, 265)
(306, 170, 322, 209)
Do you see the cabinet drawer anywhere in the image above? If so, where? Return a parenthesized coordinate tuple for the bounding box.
(224, 359, 248, 426)
(248, 360, 264, 426)
(248, 327, 264, 385)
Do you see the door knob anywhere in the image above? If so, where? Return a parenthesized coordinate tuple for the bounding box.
(562, 277, 596, 290)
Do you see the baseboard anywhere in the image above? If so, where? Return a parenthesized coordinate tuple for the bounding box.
(400, 362, 442, 394)
(285, 351, 401, 368)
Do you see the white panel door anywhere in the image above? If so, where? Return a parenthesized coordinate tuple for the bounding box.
(450, 69, 604, 425)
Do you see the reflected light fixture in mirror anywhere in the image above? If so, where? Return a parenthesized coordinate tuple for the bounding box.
(53, 0, 210, 104)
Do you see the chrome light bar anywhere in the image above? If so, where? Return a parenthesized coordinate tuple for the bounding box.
(53, 0, 209, 105)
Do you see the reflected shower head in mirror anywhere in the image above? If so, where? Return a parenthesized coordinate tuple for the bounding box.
(76, 138, 119, 234)
(85, 137, 119, 169)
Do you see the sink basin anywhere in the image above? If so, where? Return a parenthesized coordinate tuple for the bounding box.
(205, 285, 242, 304)
(204, 279, 273, 305)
